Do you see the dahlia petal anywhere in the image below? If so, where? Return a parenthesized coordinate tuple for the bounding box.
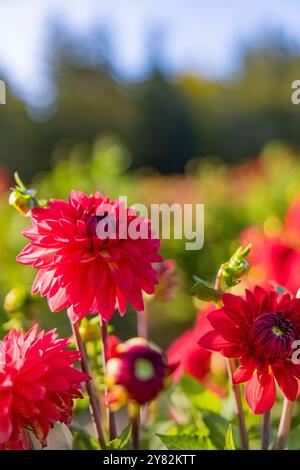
(0, 413, 12, 444)
(245, 372, 276, 414)
(69, 190, 91, 209)
(125, 288, 144, 312)
(32, 269, 55, 296)
(47, 286, 69, 312)
(233, 365, 255, 384)
(12, 364, 49, 383)
(208, 311, 245, 343)
(16, 382, 46, 400)
(0, 391, 12, 415)
(42, 375, 71, 391)
(58, 219, 76, 236)
(186, 347, 211, 381)
(55, 366, 89, 384)
(67, 305, 82, 324)
(198, 330, 231, 352)
(221, 344, 244, 358)
(16, 244, 47, 265)
(222, 293, 253, 325)
(272, 363, 299, 401)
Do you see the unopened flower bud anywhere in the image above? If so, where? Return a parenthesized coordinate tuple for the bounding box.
(105, 337, 175, 409)
(8, 172, 47, 217)
(4, 286, 29, 315)
(8, 190, 36, 216)
(78, 318, 101, 342)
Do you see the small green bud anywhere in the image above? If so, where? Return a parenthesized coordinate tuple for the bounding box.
(79, 318, 101, 342)
(9, 172, 47, 216)
(4, 286, 29, 314)
(9, 190, 36, 216)
(219, 244, 251, 290)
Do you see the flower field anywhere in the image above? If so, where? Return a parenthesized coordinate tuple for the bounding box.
(2, 139, 300, 450)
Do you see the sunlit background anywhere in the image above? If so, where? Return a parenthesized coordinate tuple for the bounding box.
(1, 0, 300, 345)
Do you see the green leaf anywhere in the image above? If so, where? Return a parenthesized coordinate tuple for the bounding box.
(275, 285, 289, 295)
(191, 389, 221, 413)
(14, 172, 26, 190)
(179, 375, 221, 413)
(224, 424, 236, 450)
(202, 411, 230, 450)
(287, 425, 300, 450)
(157, 433, 214, 450)
(191, 276, 222, 302)
(106, 424, 132, 450)
(179, 374, 204, 395)
(71, 424, 100, 450)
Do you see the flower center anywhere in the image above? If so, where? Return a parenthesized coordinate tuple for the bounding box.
(271, 325, 283, 336)
(86, 213, 108, 237)
(249, 312, 298, 360)
(134, 358, 155, 381)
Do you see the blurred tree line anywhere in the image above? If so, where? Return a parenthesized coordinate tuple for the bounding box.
(1, 25, 300, 180)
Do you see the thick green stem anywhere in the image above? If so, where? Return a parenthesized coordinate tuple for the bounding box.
(129, 402, 140, 450)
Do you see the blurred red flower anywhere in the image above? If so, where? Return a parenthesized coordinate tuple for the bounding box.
(106, 338, 174, 408)
(167, 305, 226, 395)
(17, 190, 162, 324)
(0, 326, 88, 450)
(199, 287, 300, 414)
(242, 195, 300, 295)
(153, 259, 178, 301)
(106, 334, 121, 360)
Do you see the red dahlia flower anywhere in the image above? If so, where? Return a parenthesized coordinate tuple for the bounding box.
(17, 190, 162, 323)
(199, 287, 300, 414)
(0, 326, 88, 450)
(105, 338, 175, 409)
(242, 194, 300, 295)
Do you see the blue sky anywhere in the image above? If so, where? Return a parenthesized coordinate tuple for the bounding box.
(1, 0, 300, 102)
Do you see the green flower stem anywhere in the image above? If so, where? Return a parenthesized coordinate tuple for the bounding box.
(214, 270, 249, 450)
(72, 321, 106, 449)
(137, 304, 149, 429)
(226, 358, 249, 450)
(262, 410, 271, 450)
(128, 402, 140, 450)
(99, 317, 117, 440)
(277, 398, 294, 450)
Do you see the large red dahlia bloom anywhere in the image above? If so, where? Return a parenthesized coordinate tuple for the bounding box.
(199, 287, 300, 414)
(17, 191, 162, 323)
(0, 326, 88, 450)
